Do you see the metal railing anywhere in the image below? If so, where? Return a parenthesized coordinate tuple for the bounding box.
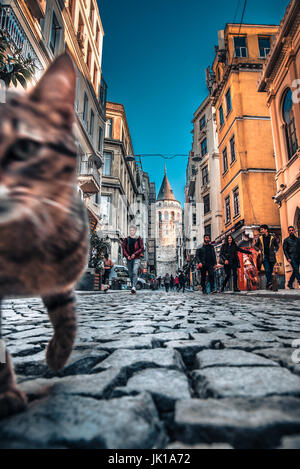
(78, 159, 101, 188)
(0, 3, 41, 65)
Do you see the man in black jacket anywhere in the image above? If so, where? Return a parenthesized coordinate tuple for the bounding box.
(283, 226, 300, 289)
(254, 224, 279, 289)
(196, 235, 217, 294)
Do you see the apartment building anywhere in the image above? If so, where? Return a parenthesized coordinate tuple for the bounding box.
(206, 24, 281, 243)
(100, 101, 138, 264)
(258, 0, 300, 286)
(0, 0, 107, 232)
(185, 95, 222, 260)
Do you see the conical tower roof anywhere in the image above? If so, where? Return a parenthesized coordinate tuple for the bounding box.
(157, 165, 176, 201)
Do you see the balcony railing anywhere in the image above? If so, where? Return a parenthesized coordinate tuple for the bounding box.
(0, 4, 41, 67)
(77, 159, 101, 195)
(78, 159, 100, 185)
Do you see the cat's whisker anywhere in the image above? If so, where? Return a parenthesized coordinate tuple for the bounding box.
(41, 198, 72, 215)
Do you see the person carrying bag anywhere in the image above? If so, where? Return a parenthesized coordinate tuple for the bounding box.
(219, 235, 251, 292)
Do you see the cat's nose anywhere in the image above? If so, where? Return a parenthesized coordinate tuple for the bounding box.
(0, 185, 8, 198)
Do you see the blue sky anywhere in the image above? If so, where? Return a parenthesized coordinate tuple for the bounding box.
(98, 0, 289, 205)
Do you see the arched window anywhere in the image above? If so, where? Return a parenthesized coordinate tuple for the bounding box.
(282, 88, 298, 160)
(164, 211, 168, 221)
(158, 211, 162, 222)
(171, 211, 175, 221)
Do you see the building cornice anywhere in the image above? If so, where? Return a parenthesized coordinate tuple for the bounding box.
(258, 0, 300, 92)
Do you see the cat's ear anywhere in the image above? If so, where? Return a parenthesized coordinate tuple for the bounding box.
(29, 53, 76, 124)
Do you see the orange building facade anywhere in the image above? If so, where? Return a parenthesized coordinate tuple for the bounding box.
(258, 0, 300, 287)
(207, 23, 285, 283)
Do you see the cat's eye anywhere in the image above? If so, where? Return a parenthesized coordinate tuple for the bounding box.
(10, 139, 40, 161)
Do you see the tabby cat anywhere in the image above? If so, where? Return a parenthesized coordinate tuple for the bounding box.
(0, 54, 89, 418)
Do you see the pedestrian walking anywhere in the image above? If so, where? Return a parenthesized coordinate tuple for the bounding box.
(174, 275, 179, 291)
(219, 235, 252, 292)
(283, 226, 300, 289)
(196, 234, 217, 294)
(215, 263, 225, 292)
(103, 254, 114, 284)
(122, 225, 144, 294)
(254, 225, 279, 290)
(177, 271, 186, 292)
(164, 273, 170, 292)
(170, 274, 174, 290)
(157, 276, 162, 289)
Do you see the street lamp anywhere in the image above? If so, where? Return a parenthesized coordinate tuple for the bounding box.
(191, 154, 202, 162)
(125, 155, 136, 162)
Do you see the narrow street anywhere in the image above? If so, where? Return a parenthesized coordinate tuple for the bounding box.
(0, 290, 300, 449)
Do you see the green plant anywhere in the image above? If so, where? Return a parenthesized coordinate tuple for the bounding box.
(0, 31, 36, 88)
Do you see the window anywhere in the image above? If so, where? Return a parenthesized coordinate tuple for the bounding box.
(192, 213, 197, 225)
(201, 138, 207, 157)
(234, 36, 247, 57)
(93, 66, 98, 89)
(69, 0, 75, 18)
(219, 105, 224, 128)
(200, 115, 206, 130)
(94, 192, 100, 205)
(49, 12, 60, 54)
(191, 165, 196, 176)
(158, 211, 162, 222)
(204, 224, 211, 239)
(86, 42, 92, 70)
(105, 118, 112, 138)
(89, 109, 94, 137)
(202, 165, 209, 185)
(89, 1, 95, 25)
(226, 88, 232, 114)
(222, 146, 228, 173)
(203, 194, 210, 214)
(101, 195, 111, 224)
(97, 126, 103, 152)
(164, 212, 168, 221)
(258, 36, 271, 58)
(103, 152, 112, 176)
(100, 77, 107, 108)
(282, 88, 299, 160)
(83, 92, 88, 123)
(225, 195, 231, 223)
(233, 187, 240, 217)
(230, 135, 236, 163)
(95, 24, 100, 50)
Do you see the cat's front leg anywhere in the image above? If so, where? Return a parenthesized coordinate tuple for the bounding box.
(42, 289, 76, 372)
(0, 350, 28, 418)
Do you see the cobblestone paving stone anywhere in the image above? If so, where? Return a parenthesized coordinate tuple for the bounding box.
(0, 290, 300, 449)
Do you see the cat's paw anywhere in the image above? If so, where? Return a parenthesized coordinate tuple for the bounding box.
(0, 387, 28, 419)
(46, 335, 73, 372)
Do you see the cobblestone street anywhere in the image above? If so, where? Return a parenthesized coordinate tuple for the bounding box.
(0, 290, 300, 449)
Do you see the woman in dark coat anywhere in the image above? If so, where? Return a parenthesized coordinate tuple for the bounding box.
(219, 235, 251, 292)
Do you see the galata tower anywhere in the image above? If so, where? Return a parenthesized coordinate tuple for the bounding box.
(155, 166, 183, 277)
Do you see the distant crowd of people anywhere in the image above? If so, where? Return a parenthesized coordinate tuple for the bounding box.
(151, 224, 300, 295)
(93, 223, 300, 295)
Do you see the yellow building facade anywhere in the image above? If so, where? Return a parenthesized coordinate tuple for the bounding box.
(258, 0, 300, 287)
(207, 24, 284, 279)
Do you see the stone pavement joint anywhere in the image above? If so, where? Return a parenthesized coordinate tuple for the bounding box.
(0, 290, 300, 449)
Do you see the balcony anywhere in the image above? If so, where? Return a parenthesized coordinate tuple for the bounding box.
(77, 158, 101, 195)
(0, 4, 41, 66)
(24, 0, 46, 18)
